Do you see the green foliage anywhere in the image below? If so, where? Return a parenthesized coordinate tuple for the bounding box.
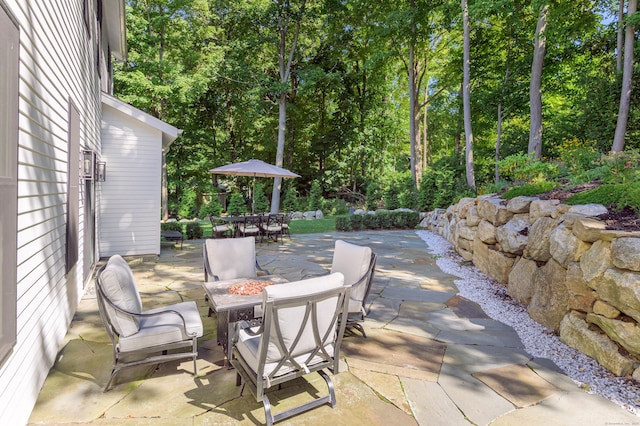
(199, 195, 223, 218)
(307, 181, 325, 211)
(282, 185, 300, 212)
(161, 222, 182, 232)
(253, 183, 270, 213)
(177, 187, 198, 219)
(365, 181, 383, 211)
(502, 181, 557, 198)
(325, 198, 349, 215)
(497, 153, 560, 184)
(185, 222, 203, 239)
(565, 183, 640, 214)
(418, 156, 470, 211)
(227, 193, 248, 216)
(553, 138, 600, 179)
(336, 211, 420, 231)
(596, 150, 640, 185)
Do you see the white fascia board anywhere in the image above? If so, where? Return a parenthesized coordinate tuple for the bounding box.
(101, 92, 182, 150)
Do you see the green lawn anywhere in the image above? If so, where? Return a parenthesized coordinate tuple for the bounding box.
(195, 216, 339, 238)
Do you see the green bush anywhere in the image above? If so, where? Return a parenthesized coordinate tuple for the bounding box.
(253, 183, 270, 213)
(335, 216, 351, 231)
(177, 187, 198, 219)
(597, 150, 640, 184)
(566, 183, 640, 213)
(307, 181, 325, 211)
(227, 193, 248, 215)
(161, 222, 182, 232)
(497, 152, 559, 184)
(502, 181, 557, 198)
(199, 195, 223, 218)
(325, 198, 349, 215)
(365, 181, 382, 211)
(185, 222, 203, 239)
(336, 211, 420, 231)
(282, 185, 300, 212)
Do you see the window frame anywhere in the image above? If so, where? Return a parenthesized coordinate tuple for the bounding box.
(0, 0, 19, 367)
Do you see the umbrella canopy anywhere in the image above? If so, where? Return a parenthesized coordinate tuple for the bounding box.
(209, 159, 300, 179)
(209, 159, 300, 213)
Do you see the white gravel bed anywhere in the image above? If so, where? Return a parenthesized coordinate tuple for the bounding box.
(416, 230, 640, 415)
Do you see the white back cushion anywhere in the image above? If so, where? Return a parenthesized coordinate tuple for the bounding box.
(330, 240, 372, 288)
(99, 255, 142, 337)
(205, 236, 257, 281)
(262, 272, 344, 363)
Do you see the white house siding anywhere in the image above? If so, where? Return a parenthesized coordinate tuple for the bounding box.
(99, 107, 163, 256)
(0, 0, 113, 424)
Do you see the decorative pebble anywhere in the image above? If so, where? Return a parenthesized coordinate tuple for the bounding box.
(417, 230, 640, 415)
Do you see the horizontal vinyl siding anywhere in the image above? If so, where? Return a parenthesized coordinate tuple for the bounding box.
(99, 107, 162, 257)
(0, 0, 103, 424)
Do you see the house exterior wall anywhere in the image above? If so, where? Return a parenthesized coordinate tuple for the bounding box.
(0, 0, 119, 424)
(99, 107, 163, 256)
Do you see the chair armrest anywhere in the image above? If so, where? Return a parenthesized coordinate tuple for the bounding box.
(139, 289, 184, 302)
(233, 320, 264, 343)
(302, 270, 329, 280)
(203, 243, 220, 282)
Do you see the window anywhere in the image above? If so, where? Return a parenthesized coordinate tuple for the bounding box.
(0, 2, 19, 366)
(66, 103, 80, 275)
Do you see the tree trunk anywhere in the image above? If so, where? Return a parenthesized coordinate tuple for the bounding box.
(617, 0, 625, 73)
(528, 3, 549, 159)
(613, 0, 637, 153)
(271, 1, 304, 214)
(496, 30, 512, 183)
(408, 9, 420, 193)
(462, 0, 475, 189)
(423, 86, 430, 167)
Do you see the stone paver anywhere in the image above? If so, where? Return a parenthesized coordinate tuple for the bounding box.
(27, 230, 639, 425)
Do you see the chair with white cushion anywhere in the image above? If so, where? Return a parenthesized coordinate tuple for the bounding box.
(203, 236, 269, 282)
(305, 240, 376, 337)
(230, 272, 349, 425)
(95, 255, 203, 391)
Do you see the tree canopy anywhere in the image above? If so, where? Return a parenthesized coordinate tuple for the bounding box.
(114, 0, 639, 217)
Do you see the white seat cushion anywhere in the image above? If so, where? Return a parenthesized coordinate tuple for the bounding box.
(205, 237, 257, 280)
(100, 255, 143, 337)
(118, 301, 203, 352)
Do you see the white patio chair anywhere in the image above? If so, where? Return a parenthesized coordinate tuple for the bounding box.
(95, 255, 203, 391)
(305, 239, 377, 337)
(230, 272, 349, 425)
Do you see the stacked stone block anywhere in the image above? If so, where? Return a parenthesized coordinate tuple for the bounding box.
(419, 195, 640, 380)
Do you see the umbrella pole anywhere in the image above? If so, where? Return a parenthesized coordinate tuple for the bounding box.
(252, 175, 256, 214)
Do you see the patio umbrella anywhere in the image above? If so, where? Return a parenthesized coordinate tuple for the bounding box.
(209, 159, 300, 213)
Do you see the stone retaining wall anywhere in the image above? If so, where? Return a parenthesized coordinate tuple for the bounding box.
(419, 195, 640, 379)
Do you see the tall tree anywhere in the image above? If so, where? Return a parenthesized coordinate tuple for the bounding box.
(613, 0, 637, 152)
(462, 0, 475, 189)
(528, 2, 549, 159)
(271, 0, 306, 214)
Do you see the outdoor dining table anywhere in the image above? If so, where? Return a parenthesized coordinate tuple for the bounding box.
(202, 275, 289, 364)
(220, 215, 264, 238)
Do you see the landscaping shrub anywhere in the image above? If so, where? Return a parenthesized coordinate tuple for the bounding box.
(199, 195, 223, 218)
(282, 184, 300, 212)
(161, 222, 182, 232)
(325, 198, 349, 215)
(365, 181, 383, 210)
(307, 181, 325, 211)
(227, 193, 248, 215)
(597, 150, 640, 184)
(502, 181, 558, 198)
(336, 211, 420, 231)
(497, 152, 559, 184)
(253, 183, 270, 213)
(566, 183, 640, 214)
(177, 187, 198, 219)
(185, 222, 203, 239)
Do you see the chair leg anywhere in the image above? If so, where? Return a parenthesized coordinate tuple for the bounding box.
(262, 370, 336, 424)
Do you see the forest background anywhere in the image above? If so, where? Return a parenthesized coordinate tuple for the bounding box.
(113, 0, 640, 220)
